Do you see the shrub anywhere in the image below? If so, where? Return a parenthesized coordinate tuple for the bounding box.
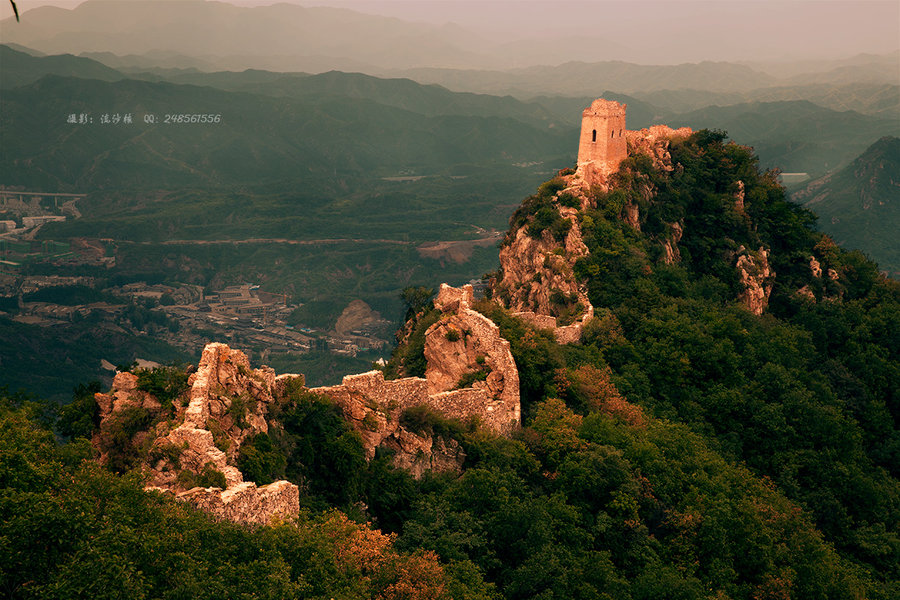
(537, 177, 566, 198)
(136, 365, 189, 409)
(362, 412, 380, 431)
(207, 419, 231, 452)
(228, 394, 251, 428)
(98, 405, 155, 473)
(197, 462, 227, 489)
(149, 441, 184, 469)
(456, 364, 492, 389)
(557, 192, 580, 208)
(237, 433, 287, 485)
(400, 404, 463, 439)
(57, 381, 101, 440)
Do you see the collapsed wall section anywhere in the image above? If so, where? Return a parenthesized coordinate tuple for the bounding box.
(312, 284, 521, 473)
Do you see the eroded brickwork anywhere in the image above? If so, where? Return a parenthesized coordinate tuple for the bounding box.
(576, 98, 628, 186)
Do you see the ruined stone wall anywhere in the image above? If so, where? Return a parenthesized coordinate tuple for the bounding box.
(625, 125, 693, 173)
(312, 371, 430, 460)
(95, 343, 299, 525)
(174, 480, 299, 525)
(313, 285, 521, 460)
(424, 284, 520, 432)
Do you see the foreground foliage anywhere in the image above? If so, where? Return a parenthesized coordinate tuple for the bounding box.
(0, 395, 490, 600)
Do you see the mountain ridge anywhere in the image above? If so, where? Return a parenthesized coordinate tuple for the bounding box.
(794, 136, 900, 275)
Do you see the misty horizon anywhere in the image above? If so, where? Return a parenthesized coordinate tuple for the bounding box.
(1, 0, 898, 69)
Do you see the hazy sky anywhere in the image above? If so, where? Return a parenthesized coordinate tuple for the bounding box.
(2, 0, 898, 64)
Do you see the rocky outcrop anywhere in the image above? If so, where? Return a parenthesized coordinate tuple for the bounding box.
(153, 343, 274, 484)
(736, 246, 775, 315)
(95, 371, 161, 425)
(662, 221, 684, 265)
(625, 125, 693, 173)
(381, 428, 466, 480)
(496, 193, 595, 344)
(810, 256, 822, 279)
(734, 180, 746, 214)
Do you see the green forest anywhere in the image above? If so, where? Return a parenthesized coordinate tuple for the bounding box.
(2, 132, 898, 599)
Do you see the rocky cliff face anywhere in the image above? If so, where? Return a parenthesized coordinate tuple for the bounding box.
(735, 246, 775, 316)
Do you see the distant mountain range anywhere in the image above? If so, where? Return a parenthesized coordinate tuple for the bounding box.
(0, 43, 124, 87)
(0, 48, 574, 191)
(3, 44, 896, 188)
(2, 0, 897, 93)
(0, 0, 496, 72)
(794, 136, 900, 275)
(668, 100, 898, 176)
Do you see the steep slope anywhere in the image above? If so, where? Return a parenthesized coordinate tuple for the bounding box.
(794, 136, 900, 275)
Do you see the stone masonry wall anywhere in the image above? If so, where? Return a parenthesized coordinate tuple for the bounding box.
(312, 284, 521, 470)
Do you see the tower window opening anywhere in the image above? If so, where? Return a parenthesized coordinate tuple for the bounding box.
(592, 130, 597, 142)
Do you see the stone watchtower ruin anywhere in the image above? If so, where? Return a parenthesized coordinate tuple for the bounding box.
(576, 98, 627, 185)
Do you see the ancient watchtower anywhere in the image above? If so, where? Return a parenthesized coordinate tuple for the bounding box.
(576, 99, 627, 184)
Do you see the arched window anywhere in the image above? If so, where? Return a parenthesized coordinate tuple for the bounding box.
(611, 131, 615, 138)
(592, 130, 597, 142)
